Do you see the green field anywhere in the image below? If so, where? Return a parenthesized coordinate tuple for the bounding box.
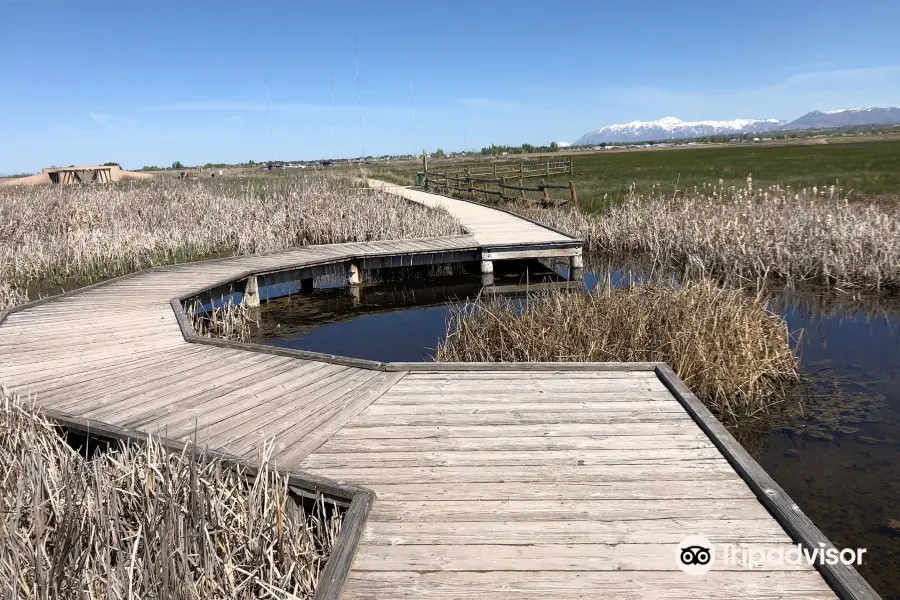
(371, 139, 900, 212)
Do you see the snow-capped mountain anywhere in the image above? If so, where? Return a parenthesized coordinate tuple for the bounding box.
(786, 107, 900, 129)
(573, 117, 784, 145)
(572, 107, 900, 145)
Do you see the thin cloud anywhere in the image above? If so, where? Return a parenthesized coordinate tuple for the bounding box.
(150, 100, 453, 117)
(456, 97, 537, 111)
(89, 111, 137, 129)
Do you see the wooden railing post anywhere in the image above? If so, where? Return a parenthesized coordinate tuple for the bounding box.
(569, 181, 577, 206)
(422, 149, 428, 191)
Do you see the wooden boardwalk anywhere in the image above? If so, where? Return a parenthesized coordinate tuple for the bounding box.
(0, 185, 873, 599)
(369, 180, 581, 258)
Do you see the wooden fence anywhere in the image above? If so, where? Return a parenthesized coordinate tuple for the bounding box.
(424, 157, 575, 205)
(454, 156, 573, 181)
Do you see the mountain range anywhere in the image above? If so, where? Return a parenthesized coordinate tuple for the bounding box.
(572, 107, 900, 146)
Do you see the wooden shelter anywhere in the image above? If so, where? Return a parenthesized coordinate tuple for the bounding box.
(43, 165, 115, 184)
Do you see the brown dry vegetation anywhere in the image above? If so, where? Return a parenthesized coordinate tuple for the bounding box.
(486, 182, 900, 290)
(0, 391, 342, 599)
(437, 282, 800, 420)
(0, 175, 463, 311)
(187, 299, 257, 342)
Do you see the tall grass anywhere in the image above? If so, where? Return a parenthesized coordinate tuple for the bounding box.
(437, 282, 800, 420)
(490, 181, 900, 290)
(187, 299, 258, 342)
(0, 175, 463, 311)
(0, 390, 342, 599)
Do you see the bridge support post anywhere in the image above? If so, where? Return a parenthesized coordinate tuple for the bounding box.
(570, 253, 584, 281)
(348, 263, 361, 286)
(480, 260, 494, 286)
(243, 275, 260, 308)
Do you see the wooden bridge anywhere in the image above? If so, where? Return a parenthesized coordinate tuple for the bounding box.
(0, 182, 877, 599)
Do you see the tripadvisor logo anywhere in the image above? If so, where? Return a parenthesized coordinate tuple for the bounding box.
(676, 535, 715, 575)
(676, 535, 867, 574)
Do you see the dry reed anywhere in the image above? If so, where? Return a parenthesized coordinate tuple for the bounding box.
(0, 390, 342, 599)
(437, 281, 800, 420)
(511, 181, 900, 290)
(187, 299, 258, 342)
(0, 175, 463, 311)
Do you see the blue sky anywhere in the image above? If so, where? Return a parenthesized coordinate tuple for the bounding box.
(2, 0, 899, 172)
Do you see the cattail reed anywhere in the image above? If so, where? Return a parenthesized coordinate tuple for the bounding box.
(0, 175, 463, 311)
(187, 298, 258, 342)
(437, 281, 800, 421)
(0, 390, 343, 599)
(511, 182, 900, 290)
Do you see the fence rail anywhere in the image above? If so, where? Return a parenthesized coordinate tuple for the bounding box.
(425, 172, 576, 206)
(424, 157, 575, 205)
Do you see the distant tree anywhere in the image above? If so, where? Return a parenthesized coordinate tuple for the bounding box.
(172, 161, 184, 169)
(432, 148, 446, 158)
(521, 143, 534, 153)
(550, 142, 558, 150)
(102, 161, 120, 167)
(248, 159, 255, 166)
(600, 142, 607, 148)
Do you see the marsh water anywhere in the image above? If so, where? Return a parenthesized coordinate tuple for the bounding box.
(253, 256, 900, 598)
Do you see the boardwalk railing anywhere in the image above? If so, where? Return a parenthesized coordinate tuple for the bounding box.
(450, 156, 573, 181)
(425, 170, 577, 206)
(424, 156, 575, 205)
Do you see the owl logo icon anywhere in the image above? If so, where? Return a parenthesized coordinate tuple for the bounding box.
(676, 535, 715, 575)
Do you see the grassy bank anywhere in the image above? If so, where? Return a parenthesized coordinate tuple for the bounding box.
(437, 283, 799, 421)
(552, 140, 900, 211)
(373, 138, 900, 212)
(0, 175, 463, 311)
(0, 392, 341, 599)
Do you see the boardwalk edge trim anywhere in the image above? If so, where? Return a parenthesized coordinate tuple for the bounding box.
(655, 364, 880, 600)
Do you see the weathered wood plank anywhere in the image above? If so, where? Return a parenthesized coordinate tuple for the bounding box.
(365, 498, 773, 522)
(313, 433, 711, 453)
(361, 518, 792, 544)
(299, 463, 739, 485)
(301, 447, 725, 468)
(329, 422, 706, 439)
(365, 480, 756, 502)
(341, 571, 836, 599)
(358, 400, 686, 415)
(341, 411, 695, 427)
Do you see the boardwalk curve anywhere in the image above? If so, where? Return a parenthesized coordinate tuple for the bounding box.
(0, 183, 877, 599)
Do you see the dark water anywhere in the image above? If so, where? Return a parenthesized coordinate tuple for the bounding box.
(253, 257, 900, 598)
